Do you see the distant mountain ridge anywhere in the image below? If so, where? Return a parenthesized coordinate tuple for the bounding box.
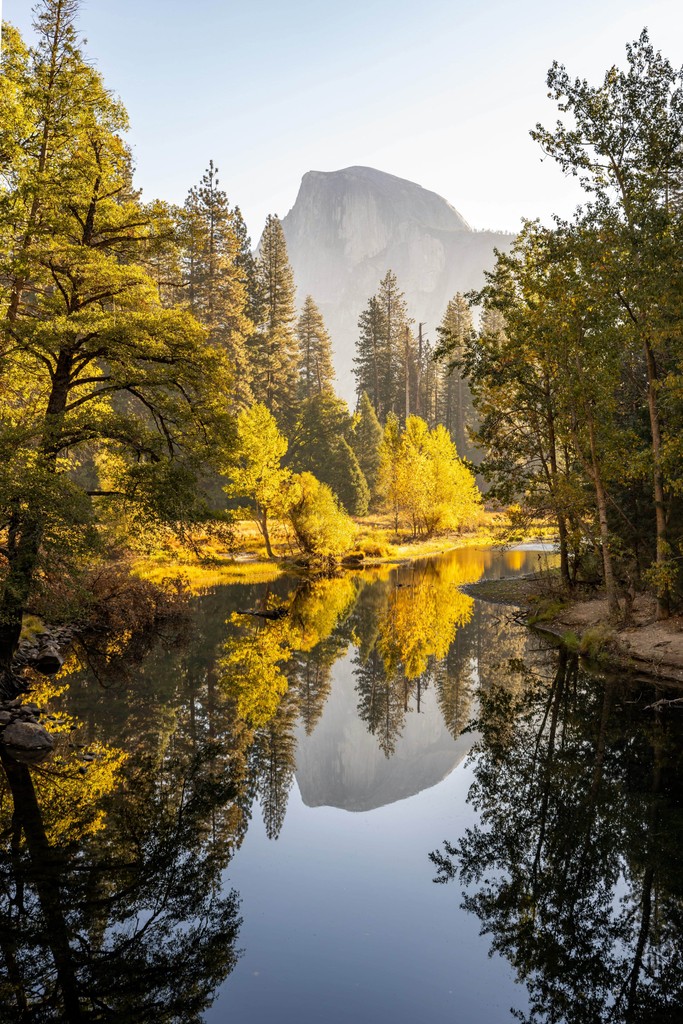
(280, 165, 515, 403)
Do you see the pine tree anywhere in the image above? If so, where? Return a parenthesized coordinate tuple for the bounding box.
(351, 392, 383, 504)
(249, 214, 300, 426)
(296, 295, 335, 398)
(353, 271, 412, 421)
(329, 438, 370, 516)
(231, 205, 261, 328)
(181, 162, 253, 408)
(435, 293, 475, 455)
(377, 270, 412, 421)
(353, 295, 385, 413)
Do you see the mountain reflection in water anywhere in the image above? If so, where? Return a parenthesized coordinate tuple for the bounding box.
(4, 544, 680, 1023)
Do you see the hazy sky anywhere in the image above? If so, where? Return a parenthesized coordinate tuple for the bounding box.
(3, 0, 683, 240)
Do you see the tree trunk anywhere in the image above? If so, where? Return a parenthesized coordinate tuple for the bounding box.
(0, 351, 73, 681)
(0, 752, 84, 1020)
(643, 338, 670, 619)
(0, 518, 42, 692)
(587, 414, 620, 620)
(261, 510, 275, 560)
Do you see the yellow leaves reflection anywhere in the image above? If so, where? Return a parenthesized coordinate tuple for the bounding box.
(377, 553, 481, 679)
(219, 576, 357, 728)
(0, 674, 127, 846)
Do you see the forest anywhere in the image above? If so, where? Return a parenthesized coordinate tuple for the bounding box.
(0, 1, 485, 689)
(1, 0, 683, 697)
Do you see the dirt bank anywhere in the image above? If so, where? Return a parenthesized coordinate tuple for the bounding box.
(465, 575, 683, 687)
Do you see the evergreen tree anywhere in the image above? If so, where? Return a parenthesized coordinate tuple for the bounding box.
(351, 392, 383, 504)
(353, 271, 412, 421)
(434, 293, 475, 455)
(296, 295, 335, 398)
(250, 687, 299, 840)
(329, 438, 370, 516)
(231, 205, 261, 328)
(249, 214, 300, 426)
(354, 295, 385, 414)
(182, 161, 253, 408)
(288, 392, 369, 515)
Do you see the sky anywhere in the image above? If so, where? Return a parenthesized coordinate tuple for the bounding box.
(3, 0, 683, 241)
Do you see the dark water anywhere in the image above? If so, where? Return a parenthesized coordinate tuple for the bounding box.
(1, 546, 682, 1023)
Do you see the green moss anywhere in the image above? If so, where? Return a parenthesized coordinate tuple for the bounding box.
(578, 624, 615, 663)
(560, 630, 580, 650)
(20, 614, 44, 641)
(527, 597, 567, 624)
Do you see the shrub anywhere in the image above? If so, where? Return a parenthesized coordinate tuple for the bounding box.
(287, 473, 356, 560)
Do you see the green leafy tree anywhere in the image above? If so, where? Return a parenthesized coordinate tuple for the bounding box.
(0, 4, 234, 679)
(532, 30, 683, 616)
(224, 403, 292, 559)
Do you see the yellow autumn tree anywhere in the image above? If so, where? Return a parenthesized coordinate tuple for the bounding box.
(218, 576, 357, 727)
(378, 415, 481, 536)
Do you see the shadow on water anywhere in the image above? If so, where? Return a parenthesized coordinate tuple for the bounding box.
(0, 694, 244, 1021)
(430, 648, 683, 1024)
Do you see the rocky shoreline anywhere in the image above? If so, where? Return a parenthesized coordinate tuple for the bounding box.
(464, 574, 683, 688)
(0, 624, 76, 764)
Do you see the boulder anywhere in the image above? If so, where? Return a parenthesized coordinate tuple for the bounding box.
(34, 643, 63, 675)
(1, 720, 55, 763)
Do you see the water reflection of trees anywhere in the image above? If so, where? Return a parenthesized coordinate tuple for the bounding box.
(0, 655, 247, 1019)
(221, 552, 508, 783)
(351, 555, 480, 755)
(219, 576, 357, 837)
(431, 650, 683, 1024)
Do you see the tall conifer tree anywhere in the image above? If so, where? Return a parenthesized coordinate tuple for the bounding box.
(250, 214, 300, 426)
(435, 293, 475, 455)
(351, 392, 384, 504)
(354, 271, 411, 421)
(182, 162, 253, 408)
(296, 295, 335, 398)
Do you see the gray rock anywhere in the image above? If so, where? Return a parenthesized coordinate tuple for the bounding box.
(1, 720, 55, 763)
(0, 711, 11, 725)
(279, 165, 516, 405)
(35, 644, 63, 675)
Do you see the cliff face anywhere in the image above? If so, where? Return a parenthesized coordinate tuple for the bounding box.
(280, 166, 514, 403)
(294, 653, 474, 813)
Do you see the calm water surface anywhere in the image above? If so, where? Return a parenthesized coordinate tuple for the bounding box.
(1, 545, 682, 1023)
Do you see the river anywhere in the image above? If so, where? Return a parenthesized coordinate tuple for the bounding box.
(0, 545, 681, 1023)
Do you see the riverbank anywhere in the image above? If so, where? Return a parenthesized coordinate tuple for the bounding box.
(133, 511, 524, 592)
(466, 573, 683, 686)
